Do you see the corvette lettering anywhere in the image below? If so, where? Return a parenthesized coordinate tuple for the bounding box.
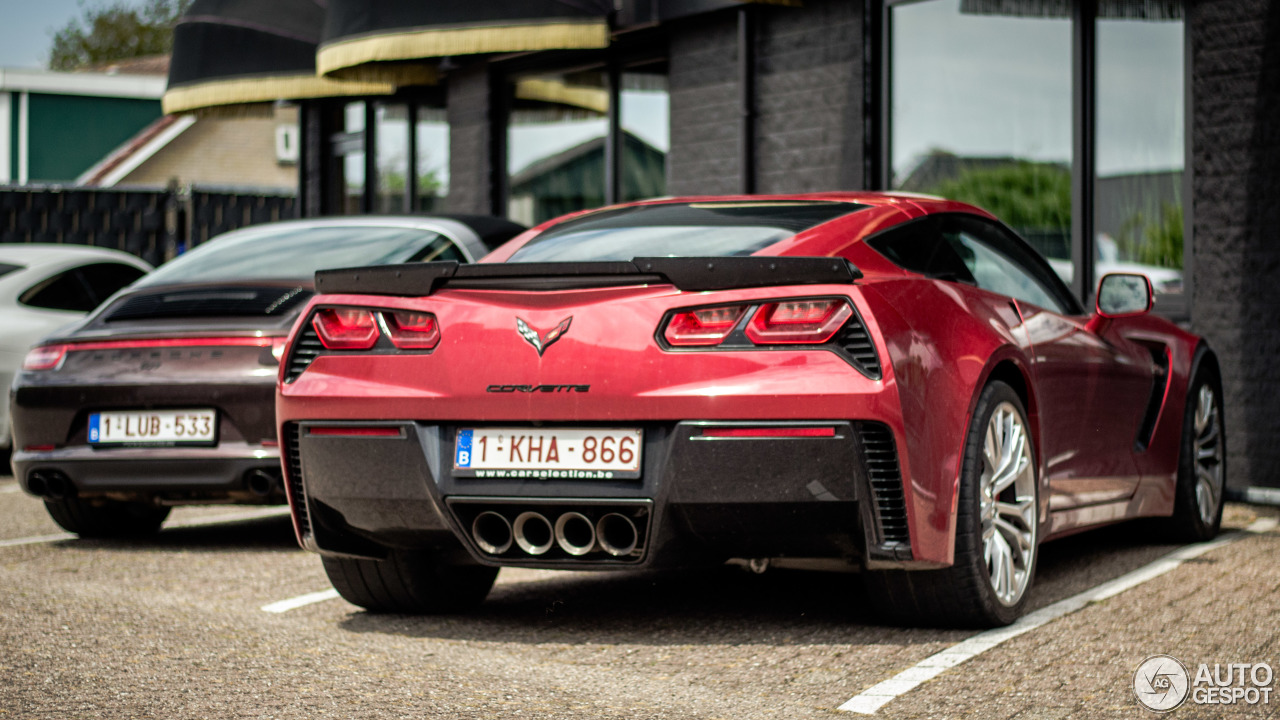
(485, 384, 590, 393)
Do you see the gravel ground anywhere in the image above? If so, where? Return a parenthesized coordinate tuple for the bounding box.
(1, 471, 1276, 719)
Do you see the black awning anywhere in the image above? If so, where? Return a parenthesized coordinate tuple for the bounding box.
(316, 0, 613, 82)
(164, 0, 398, 114)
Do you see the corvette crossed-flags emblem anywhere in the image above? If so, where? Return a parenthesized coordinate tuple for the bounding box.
(516, 316, 573, 356)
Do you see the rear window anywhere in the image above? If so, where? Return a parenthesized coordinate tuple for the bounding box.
(136, 226, 459, 287)
(506, 201, 865, 262)
(0, 262, 23, 279)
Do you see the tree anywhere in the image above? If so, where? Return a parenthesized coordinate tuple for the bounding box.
(930, 161, 1072, 233)
(48, 0, 190, 71)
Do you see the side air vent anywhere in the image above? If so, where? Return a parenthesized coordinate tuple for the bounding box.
(106, 286, 311, 321)
(834, 313, 882, 379)
(857, 422, 909, 547)
(282, 422, 310, 539)
(283, 322, 323, 383)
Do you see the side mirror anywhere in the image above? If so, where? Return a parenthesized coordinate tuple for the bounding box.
(1096, 273, 1153, 318)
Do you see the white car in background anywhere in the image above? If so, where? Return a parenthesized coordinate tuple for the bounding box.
(1047, 234, 1183, 295)
(1, 245, 152, 452)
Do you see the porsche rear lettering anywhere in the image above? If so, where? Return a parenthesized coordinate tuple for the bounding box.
(485, 384, 590, 393)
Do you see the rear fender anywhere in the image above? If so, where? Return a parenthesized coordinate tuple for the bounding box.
(860, 279, 1035, 566)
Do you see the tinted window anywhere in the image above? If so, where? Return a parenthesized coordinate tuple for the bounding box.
(867, 214, 1079, 314)
(951, 216, 1079, 313)
(506, 201, 865, 262)
(20, 269, 96, 312)
(410, 235, 465, 263)
(77, 262, 147, 302)
(137, 226, 454, 286)
(0, 262, 23, 279)
(865, 216, 977, 284)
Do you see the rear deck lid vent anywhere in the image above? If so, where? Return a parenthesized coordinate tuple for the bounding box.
(106, 286, 312, 321)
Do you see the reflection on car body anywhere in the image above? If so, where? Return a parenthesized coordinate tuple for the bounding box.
(276, 194, 1223, 628)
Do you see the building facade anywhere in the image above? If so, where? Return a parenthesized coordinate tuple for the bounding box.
(165, 0, 1280, 493)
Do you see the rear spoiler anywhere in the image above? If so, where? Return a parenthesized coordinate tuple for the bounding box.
(314, 256, 862, 297)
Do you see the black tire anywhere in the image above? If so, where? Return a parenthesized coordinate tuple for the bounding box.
(1161, 349, 1226, 542)
(865, 381, 1039, 628)
(44, 497, 171, 538)
(322, 550, 498, 614)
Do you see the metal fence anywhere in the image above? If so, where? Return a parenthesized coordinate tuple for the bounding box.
(0, 185, 297, 265)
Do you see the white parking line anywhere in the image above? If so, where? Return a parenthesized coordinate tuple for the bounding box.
(261, 588, 341, 613)
(0, 506, 291, 549)
(838, 517, 1279, 715)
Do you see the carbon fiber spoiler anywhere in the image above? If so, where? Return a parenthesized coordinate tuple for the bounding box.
(314, 256, 862, 296)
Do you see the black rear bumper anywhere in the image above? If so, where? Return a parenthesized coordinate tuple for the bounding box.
(284, 420, 913, 569)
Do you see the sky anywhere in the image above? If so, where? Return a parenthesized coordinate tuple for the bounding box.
(891, 0, 1184, 181)
(0, 0, 90, 69)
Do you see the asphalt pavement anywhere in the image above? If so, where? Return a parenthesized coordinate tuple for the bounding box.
(1, 466, 1276, 719)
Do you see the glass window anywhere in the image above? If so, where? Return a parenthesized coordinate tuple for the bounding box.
(341, 101, 367, 215)
(507, 70, 609, 226)
(507, 201, 864, 262)
(20, 269, 96, 312)
(76, 262, 147, 303)
(1096, 7, 1184, 296)
(866, 214, 1076, 314)
(620, 69, 669, 203)
(416, 107, 450, 212)
(0, 262, 23, 278)
(137, 226, 451, 285)
(375, 103, 410, 214)
(890, 0, 1073, 283)
(946, 221, 1068, 313)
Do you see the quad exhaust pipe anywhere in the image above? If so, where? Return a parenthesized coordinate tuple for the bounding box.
(469, 508, 642, 558)
(472, 511, 513, 555)
(554, 512, 596, 556)
(595, 513, 639, 557)
(513, 512, 555, 555)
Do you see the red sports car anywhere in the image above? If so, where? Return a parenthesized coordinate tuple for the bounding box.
(275, 194, 1224, 627)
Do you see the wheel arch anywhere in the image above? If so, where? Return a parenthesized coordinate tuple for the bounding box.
(974, 354, 1042, 464)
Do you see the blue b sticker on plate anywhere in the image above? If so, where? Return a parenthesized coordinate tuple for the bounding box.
(89, 414, 101, 443)
(454, 429, 474, 468)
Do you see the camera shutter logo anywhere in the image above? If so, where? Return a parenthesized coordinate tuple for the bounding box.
(1135, 655, 1191, 712)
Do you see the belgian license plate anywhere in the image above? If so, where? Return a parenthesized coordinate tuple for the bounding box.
(453, 427, 643, 479)
(89, 409, 217, 446)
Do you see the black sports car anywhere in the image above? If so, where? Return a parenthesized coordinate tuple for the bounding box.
(9, 215, 524, 537)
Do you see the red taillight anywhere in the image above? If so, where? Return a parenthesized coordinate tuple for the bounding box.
(663, 305, 747, 346)
(23, 345, 67, 371)
(745, 299, 853, 344)
(383, 311, 440, 350)
(312, 308, 379, 350)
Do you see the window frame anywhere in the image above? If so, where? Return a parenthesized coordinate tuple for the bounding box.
(494, 45, 669, 223)
(878, 0, 1190, 320)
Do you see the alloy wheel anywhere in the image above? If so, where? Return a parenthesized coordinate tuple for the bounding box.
(980, 402, 1037, 607)
(1192, 384, 1224, 526)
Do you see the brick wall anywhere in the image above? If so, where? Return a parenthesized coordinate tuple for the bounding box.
(1190, 0, 1280, 489)
(667, 11, 743, 196)
(445, 65, 496, 215)
(125, 112, 298, 192)
(755, 0, 865, 193)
